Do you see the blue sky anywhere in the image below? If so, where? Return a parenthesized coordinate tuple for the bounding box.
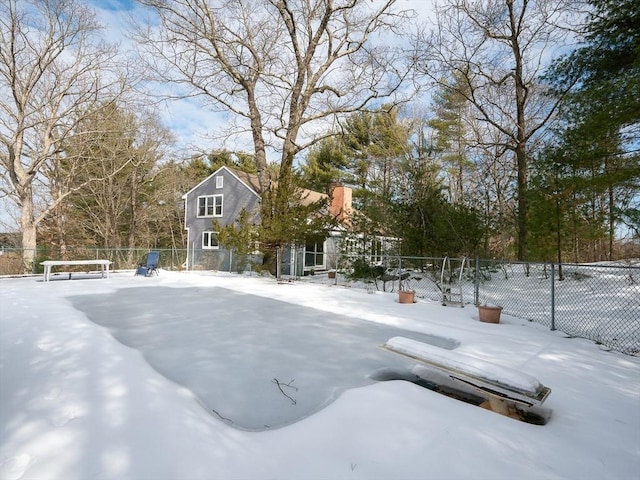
(89, 0, 137, 11)
(83, 0, 430, 159)
(87, 0, 229, 156)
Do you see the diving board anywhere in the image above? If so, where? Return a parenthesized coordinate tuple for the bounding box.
(381, 336, 551, 418)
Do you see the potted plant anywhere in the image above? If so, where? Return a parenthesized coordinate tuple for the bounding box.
(398, 271, 415, 304)
(477, 303, 503, 323)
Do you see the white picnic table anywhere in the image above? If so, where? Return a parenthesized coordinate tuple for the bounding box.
(41, 259, 112, 282)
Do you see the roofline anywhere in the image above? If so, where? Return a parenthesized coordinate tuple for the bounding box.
(226, 167, 262, 199)
(181, 165, 261, 200)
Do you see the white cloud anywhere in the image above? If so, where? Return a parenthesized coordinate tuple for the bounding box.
(88, 0, 436, 157)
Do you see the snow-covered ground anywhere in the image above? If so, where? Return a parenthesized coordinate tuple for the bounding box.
(1, 271, 639, 480)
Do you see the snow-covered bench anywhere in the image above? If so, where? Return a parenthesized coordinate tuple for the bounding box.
(381, 336, 551, 418)
(41, 259, 112, 282)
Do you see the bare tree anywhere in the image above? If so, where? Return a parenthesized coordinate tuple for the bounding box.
(0, 0, 125, 271)
(415, 0, 582, 260)
(48, 102, 174, 256)
(133, 0, 414, 208)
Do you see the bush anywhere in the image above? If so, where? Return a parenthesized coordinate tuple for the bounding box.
(347, 258, 383, 280)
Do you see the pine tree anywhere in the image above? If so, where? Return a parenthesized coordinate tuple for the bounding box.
(428, 74, 475, 205)
(545, 0, 640, 259)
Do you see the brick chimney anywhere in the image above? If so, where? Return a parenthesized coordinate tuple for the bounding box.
(329, 183, 352, 223)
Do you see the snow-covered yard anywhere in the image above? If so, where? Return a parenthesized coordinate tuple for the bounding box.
(1, 271, 639, 480)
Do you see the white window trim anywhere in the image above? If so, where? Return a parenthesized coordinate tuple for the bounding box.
(304, 240, 326, 270)
(202, 231, 220, 249)
(197, 194, 223, 218)
(215, 175, 223, 188)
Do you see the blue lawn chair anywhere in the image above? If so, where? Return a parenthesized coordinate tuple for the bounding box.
(135, 251, 160, 276)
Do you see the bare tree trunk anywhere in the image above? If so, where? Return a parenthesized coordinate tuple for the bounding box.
(511, 2, 529, 261)
(19, 187, 36, 273)
(419, 0, 581, 261)
(247, 88, 270, 194)
(0, 0, 125, 272)
(608, 185, 615, 260)
(127, 164, 138, 265)
(515, 142, 528, 260)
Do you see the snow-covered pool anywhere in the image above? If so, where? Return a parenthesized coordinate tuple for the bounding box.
(69, 286, 458, 430)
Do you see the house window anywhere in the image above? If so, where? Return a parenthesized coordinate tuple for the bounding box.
(202, 231, 219, 249)
(197, 195, 223, 217)
(305, 241, 325, 269)
(215, 176, 223, 188)
(370, 238, 383, 265)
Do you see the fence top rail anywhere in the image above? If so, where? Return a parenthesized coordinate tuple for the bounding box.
(476, 260, 639, 270)
(2, 247, 638, 270)
(0, 247, 178, 252)
(556, 262, 639, 270)
(339, 255, 638, 270)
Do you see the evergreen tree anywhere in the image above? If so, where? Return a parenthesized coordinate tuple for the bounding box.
(394, 147, 482, 257)
(301, 138, 350, 193)
(301, 105, 484, 258)
(428, 74, 475, 205)
(550, 0, 639, 137)
(205, 150, 257, 174)
(545, 0, 640, 260)
(529, 146, 577, 267)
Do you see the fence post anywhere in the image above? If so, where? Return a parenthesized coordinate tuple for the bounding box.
(474, 256, 480, 306)
(550, 263, 556, 331)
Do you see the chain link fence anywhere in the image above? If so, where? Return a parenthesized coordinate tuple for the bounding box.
(314, 255, 640, 356)
(0, 247, 262, 276)
(0, 247, 188, 274)
(1, 247, 638, 355)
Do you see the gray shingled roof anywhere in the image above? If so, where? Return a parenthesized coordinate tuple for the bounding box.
(227, 167, 328, 207)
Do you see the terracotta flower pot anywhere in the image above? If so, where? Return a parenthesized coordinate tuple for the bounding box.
(478, 305, 503, 323)
(399, 290, 415, 304)
(327, 271, 336, 279)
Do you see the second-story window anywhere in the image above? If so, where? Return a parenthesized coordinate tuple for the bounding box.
(197, 195, 223, 217)
(215, 175, 223, 188)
